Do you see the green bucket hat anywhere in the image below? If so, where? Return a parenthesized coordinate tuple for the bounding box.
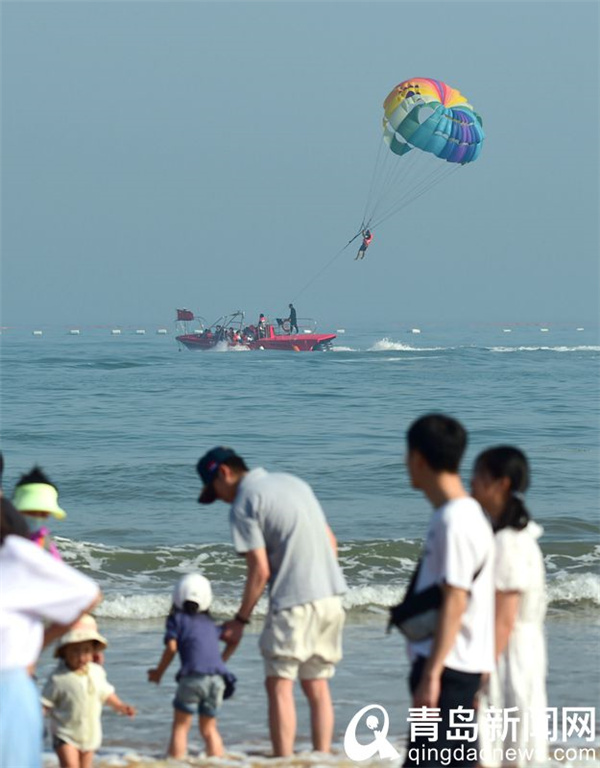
(13, 483, 67, 520)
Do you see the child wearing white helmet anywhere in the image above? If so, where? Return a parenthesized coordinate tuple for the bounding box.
(147, 573, 238, 759)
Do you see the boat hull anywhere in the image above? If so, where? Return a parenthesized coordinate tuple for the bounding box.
(176, 333, 336, 352)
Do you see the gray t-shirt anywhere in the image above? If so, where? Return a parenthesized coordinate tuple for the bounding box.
(229, 468, 347, 612)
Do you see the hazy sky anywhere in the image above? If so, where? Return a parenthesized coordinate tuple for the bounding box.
(1, 1, 598, 329)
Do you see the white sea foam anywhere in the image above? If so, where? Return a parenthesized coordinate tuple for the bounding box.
(488, 345, 600, 353)
(93, 569, 599, 621)
(207, 340, 252, 352)
(96, 592, 269, 620)
(547, 571, 600, 606)
(369, 338, 445, 352)
(331, 345, 357, 352)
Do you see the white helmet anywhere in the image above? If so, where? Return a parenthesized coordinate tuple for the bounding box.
(173, 573, 212, 612)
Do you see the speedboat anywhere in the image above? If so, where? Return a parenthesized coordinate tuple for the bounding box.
(175, 310, 336, 352)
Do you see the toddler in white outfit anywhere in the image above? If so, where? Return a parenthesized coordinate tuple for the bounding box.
(42, 614, 136, 768)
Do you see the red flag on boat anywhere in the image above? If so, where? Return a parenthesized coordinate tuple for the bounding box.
(177, 309, 194, 321)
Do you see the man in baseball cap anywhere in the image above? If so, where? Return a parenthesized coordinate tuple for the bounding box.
(196, 447, 247, 505)
(195, 445, 346, 758)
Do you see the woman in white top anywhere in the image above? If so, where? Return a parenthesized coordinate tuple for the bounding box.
(0, 499, 100, 768)
(471, 447, 548, 768)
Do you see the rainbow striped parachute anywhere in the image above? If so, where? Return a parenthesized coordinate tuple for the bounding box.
(383, 78, 484, 164)
(359, 78, 484, 233)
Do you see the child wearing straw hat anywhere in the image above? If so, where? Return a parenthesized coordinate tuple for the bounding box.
(42, 614, 136, 768)
(12, 467, 67, 559)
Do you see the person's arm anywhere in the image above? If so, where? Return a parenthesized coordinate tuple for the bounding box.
(221, 638, 239, 662)
(105, 692, 136, 717)
(222, 548, 270, 644)
(42, 593, 103, 649)
(413, 583, 468, 708)
(494, 590, 520, 659)
(147, 638, 177, 684)
(325, 524, 338, 558)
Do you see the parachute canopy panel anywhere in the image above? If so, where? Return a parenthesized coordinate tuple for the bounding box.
(383, 78, 484, 165)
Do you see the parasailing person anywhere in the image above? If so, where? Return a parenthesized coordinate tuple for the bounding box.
(355, 229, 373, 260)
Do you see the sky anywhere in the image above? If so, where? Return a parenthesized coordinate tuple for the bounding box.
(1, 1, 598, 330)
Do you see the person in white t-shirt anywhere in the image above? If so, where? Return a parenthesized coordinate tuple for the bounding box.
(471, 447, 548, 767)
(0, 499, 101, 768)
(403, 414, 495, 768)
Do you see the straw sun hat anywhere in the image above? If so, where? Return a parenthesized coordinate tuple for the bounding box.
(55, 614, 108, 657)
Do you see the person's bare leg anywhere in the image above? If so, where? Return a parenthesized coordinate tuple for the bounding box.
(80, 751, 94, 768)
(168, 709, 193, 759)
(199, 715, 224, 757)
(265, 676, 296, 756)
(300, 678, 334, 752)
(55, 743, 81, 768)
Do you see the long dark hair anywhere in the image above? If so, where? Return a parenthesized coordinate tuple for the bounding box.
(474, 446, 531, 532)
(1, 498, 30, 544)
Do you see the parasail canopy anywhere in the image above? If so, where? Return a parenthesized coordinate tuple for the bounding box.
(360, 77, 485, 233)
(383, 78, 484, 164)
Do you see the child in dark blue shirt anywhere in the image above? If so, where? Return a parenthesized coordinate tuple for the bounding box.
(148, 573, 238, 758)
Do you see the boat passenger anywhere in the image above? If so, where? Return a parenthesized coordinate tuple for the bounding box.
(287, 304, 299, 334)
(258, 314, 267, 339)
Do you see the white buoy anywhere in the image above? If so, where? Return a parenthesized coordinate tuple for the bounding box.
(336, 329, 346, 334)
(156, 328, 168, 335)
(576, 327, 585, 331)
(111, 329, 121, 336)
(135, 329, 146, 335)
(32, 330, 43, 336)
(503, 329, 512, 333)
(411, 328, 421, 334)
(69, 329, 80, 335)
(540, 328, 549, 332)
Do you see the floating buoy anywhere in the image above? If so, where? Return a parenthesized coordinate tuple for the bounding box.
(576, 327, 584, 331)
(292, 345, 300, 352)
(135, 329, 146, 335)
(503, 329, 512, 333)
(336, 329, 346, 334)
(411, 328, 421, 334)
(111, 329, 121, 335)
(32, 330, 43, 336)
(540, 328, 549, 333)
(69, 329, 80, 335)
(156, 328, 168, 335)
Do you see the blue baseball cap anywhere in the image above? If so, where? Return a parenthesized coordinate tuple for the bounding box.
(196, 446, 239, 504)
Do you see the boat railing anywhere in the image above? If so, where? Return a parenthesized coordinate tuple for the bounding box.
(271, 317, 318, 336)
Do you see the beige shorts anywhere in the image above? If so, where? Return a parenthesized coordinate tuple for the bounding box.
(259, 595, 345, 680)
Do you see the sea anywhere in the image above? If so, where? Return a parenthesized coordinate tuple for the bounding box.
(1, 322, 599, 767)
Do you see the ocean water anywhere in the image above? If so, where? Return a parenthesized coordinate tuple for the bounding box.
(1, 323, 599, 767)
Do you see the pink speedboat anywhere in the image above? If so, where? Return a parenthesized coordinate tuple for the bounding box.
(175, 310, 336, 352)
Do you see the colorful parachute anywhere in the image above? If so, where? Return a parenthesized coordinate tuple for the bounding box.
(360, 77, 484, 232)
(383, 78, 484, 164)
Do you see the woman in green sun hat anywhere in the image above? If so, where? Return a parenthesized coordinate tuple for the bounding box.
(12, 467, 67, 560)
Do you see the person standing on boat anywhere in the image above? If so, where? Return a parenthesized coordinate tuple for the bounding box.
(287, 304, 299, 334)
(195, 447, 347, 758)
(257, 314, 267, 339)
